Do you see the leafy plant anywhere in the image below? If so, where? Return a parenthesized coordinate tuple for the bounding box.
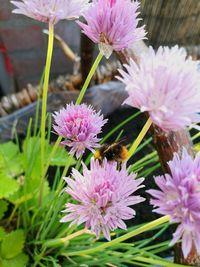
(0, 229, 28, 267)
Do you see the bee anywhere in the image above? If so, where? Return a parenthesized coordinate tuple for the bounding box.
(94, 141, 128, 168)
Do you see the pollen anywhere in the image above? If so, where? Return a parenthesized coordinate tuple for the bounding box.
(94, 150, 102, 160)
(121, 146, 128, 161)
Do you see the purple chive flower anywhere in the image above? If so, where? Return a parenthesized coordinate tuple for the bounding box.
(11, 0, 89, 24)
(53, 103, 107, 158)
(60, 159, 145, 240)
(78, 0, 146, 58)
(118, 46, 200, 132)
(148, 149, 200, 258)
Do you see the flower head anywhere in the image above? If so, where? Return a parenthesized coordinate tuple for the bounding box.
(11, 0, 89, 24)
(53, 103, 107, 158)
(148, 149, 200, 258)
(78, 0, 146, 58)
(118, 46, 200, 132)
(61, 159, 145, 240)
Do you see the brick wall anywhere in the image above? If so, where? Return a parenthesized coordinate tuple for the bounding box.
(0, 0, 81, 93)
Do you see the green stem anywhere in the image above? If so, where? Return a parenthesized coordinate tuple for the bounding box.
(128, 117, 152, 160)
(37, 194, 65, 241)
(76, 52, 103, 105)
(39, 23, 54, 206)
(44, 135, 62, 176)
(43, 229, 91, 248)
(56, 154, 74, 193)
(37, 154, 73, 241)
(133, 256, 188, 267)
(33, 248, 46, 267)
(62, 215, 170, 256)
(192, 131, 200, 141)
(136, 223, 169, 249)
(34, 68, 45, 137)
(7, 205, 18, 226)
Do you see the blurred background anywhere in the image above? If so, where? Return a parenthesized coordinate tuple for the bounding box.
(0, 0, 80, 94)
(0, 0, 200, 140)
(0, 0, 200, 96)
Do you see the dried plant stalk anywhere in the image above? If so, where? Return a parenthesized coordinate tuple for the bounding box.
(0, 60, 122, 117)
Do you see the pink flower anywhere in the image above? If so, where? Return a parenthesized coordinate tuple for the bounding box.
(148, 149, 200, 258)
(11, 0, 89, 24)
(118, 46, 200, 132)
(61, 159, 145, 240)
(78, 0, 146, 58)
(53, 103, 107, 158)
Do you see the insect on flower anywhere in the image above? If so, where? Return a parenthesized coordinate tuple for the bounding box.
(94, 141, 128, 169)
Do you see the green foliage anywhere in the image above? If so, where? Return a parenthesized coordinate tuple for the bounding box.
(1, 253, 28, 267)
(0, 201, 8, 219)
(0, 142, 22, 178)
(0, 132, 76, 265)
(0, 230, 28, 267)
(2, 110, 196, 266)
(0, 176, 19, 199)
(48, 145, 75, 167)
(0, 112, 164, 266)
(0, 228, 6, 241)
(0, 142, 21, 199)
(21, 136, 75, 175)
(0, 230, 25, 259)
(0, 137, 74, 206)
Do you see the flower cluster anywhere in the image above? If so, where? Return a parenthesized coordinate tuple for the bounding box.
(11, 0, 89, 24)
(61, 159, 145, 240)
(118, 46, 200, 132)
(148, 149, 200, 258)
(78, 0, 146, 58)
(53, 103, 107, 158)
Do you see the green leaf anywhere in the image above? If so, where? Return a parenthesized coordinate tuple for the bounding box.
(2, 253, 28, 267)
(8, 193, 33, 206)
(7, 136, 74, 205)
(1, 230, 25, 259)
(8, 178, 49, 208)
(0, 142, 22, 178)
(48, 144, 76, 167)
(0, 176, 19, 199)
(0, 201, 8, 219)
(20, 137, 40, 179)
(0, 142, 18, 162)
(0, 228, 6, 241)
(22, 136, 75, 170)
(26, 179, 50, 207)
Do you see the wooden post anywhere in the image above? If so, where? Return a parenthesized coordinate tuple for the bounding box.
(151, 125, 194, 172)
(80, 32, 95, 86)
(115, 41, 200, 266)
